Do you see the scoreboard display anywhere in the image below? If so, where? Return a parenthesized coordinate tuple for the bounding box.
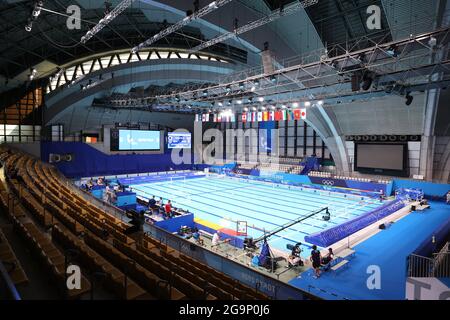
(168, 132, 191, 149)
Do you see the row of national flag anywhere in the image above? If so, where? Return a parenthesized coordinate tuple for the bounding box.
(195, 109, 307, 123)
(242, 109, 306, 122)
(195, 113, 236, 123)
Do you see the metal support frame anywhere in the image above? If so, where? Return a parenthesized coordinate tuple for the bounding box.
(190, 0, 319, 53)
(132, 0, 233, 53)
(80, 0, 137, 44)
(100, 27, 450, 114)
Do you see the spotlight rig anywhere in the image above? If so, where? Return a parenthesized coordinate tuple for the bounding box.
(24, 1, 44, 32)
(80, 0, 136, 44)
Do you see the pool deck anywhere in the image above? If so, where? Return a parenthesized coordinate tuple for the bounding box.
(288, 201, 450, 300)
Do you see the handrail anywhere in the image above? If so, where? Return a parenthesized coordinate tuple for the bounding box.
(0, 261, 21, 300)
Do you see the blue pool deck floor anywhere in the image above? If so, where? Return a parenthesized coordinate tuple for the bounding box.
(288, 200, 450, 300)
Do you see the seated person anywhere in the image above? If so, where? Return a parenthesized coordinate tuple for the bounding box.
(192, 228, 204, 245)
(321, 248, 334, 270)
(447, 191, 450, 204)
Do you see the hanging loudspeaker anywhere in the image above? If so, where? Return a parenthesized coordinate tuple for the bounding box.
(49, 154, 61, 163)
(62, 154, 73, 162)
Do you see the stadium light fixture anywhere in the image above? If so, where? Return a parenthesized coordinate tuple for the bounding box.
(258, 97, 265, 102)
(361, 72, 374, 91)
(292, 102, 299, 108)
(24, 1, 44, 32)
(304, 101, 311, 107)
(81, 0, 136, 44)
(28, 68, 37, 81)
(386, 45, 399, 57)
(405, 92, 414, 106)
(132, 0, 232, 53)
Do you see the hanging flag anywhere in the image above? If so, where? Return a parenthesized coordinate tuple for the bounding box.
(282, 110, 287, 121)
(217, 115, 222, 122)
(242, 113, 247, 122)
(231, 113, 236, 122)
(195, 114, 200, 122)
(257, 112, 263, 122)
(263, 111, 269, 121)
(251, 112, 256, 122)
(213, 114, 217, 122)
(300, 108, 307, 120)
(293, 109, 301, 120)
(205, 113, 210, 122)
(269, 111, 275, 121)
(275, 111, 282, 121)
(288, 110, 294, 120)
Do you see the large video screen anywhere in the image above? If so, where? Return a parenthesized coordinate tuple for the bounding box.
(117, 130, 161, 151)
(168, 132, 191, 149)
(355, 143, 407, 176)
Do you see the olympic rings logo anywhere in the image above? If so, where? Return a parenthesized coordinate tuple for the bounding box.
(322, 180, 335, 186)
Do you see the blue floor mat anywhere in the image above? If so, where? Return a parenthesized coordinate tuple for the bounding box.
(289, 201, 450, 300)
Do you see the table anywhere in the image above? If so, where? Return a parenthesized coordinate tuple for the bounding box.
(336, 248, 356, 259)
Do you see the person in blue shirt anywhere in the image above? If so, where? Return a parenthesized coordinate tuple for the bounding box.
(148, 196, 157, 211)
(192, 227, 204, 246)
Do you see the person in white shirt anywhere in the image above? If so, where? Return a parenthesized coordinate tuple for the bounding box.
(211, 231, 221, 250)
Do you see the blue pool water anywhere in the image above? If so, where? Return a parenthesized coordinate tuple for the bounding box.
(130, 174, 384, 254)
